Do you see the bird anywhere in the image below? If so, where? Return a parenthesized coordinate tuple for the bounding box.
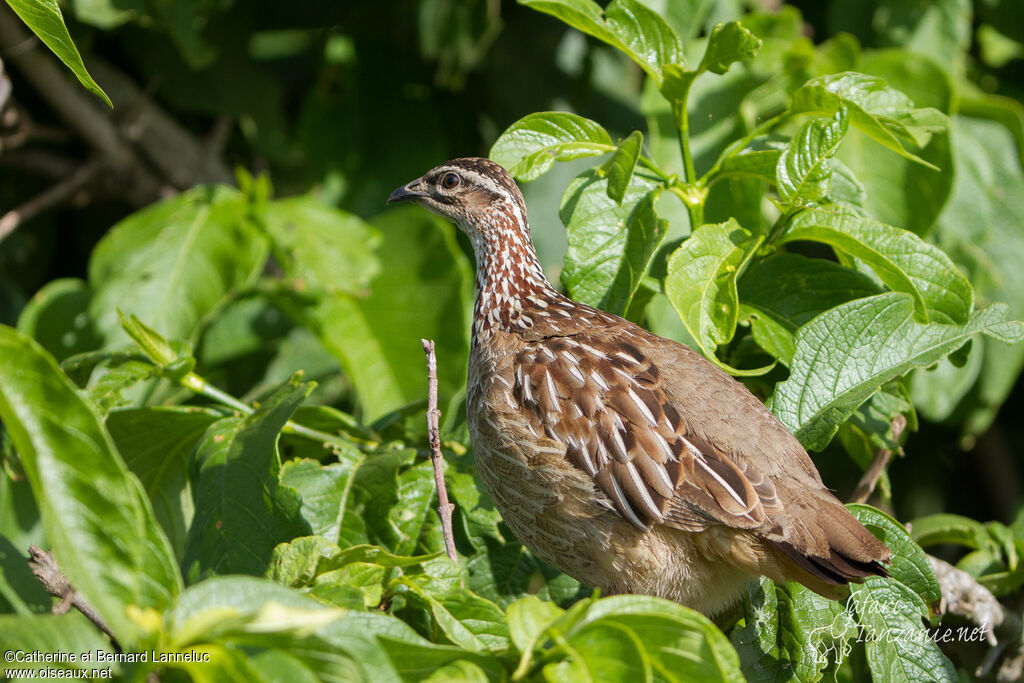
(388, 157, 890, 616)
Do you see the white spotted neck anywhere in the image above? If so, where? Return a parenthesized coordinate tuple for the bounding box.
(467, 203, 563, 342)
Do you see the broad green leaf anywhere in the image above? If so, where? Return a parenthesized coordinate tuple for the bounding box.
(0, 613, 116, 675)
(849, 505, 941, 609)
(789, 72, 948, 169)
(731, 578, 851, 682)
(770, 293, 1023, 451)
(908, 513, 995, 553)
(490, 111, 614, 181)
(270, 536, 438, 588)
(601, 130, 643, 204)
(446, 464, 504, 551)
(183, 381, 313, 581)
(570, 596, 744, 682)
(519, 0, 684, 83)
(507, 594, 565, 653)
(921, 116, 1024, 434)
(873, 0, 970, 76)
(292, 207, 472, 423)
(88, 186, 269, 350)
(310, 562, 388, 610)
(850, 578, 957, 682)
(393, 558, 510, 652)
(5, 0, 111, 105)
(557, 620, 652, 682)
(560, 169, 667, 316)
(280, 456, 364, 545)
(465, 536, 584, 609)
(261, 196, 381, 295)
(739, 253, 881, 365)
(665, 219, 767, 373)
(781, 207, 973, 325)
(0, 325, 181, 644)
(16, 278, 101, 361)
(698, 20, 761, 75)
(776, 108, 849, 204)
(423, 660, 490, 683)
(107, 406, 222, 560)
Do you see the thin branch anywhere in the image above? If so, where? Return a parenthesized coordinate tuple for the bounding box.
(0, 158, 103, 243)
(27, 546, 120, 649)
(850, 414, 906, 504)
(421, 339, 457, 562)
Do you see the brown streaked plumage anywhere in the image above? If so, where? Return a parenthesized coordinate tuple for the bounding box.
(388, 157, 890, 615)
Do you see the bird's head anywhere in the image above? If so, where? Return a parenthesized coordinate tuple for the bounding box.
(387, 157, 528, 239)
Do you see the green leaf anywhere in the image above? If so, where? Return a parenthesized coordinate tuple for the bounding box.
(873, 0, 970, 76)
(183, 380, 313, 581)
(789, 72, 948, 169)
(601, 130, 643, 204)
(908, 513, 995, 552)
(464, 536, 583, 609)
(776, 108, 849, 204)
(922, 116, 1024, 434)
(560, 170, 667, 316)
(16, 278, 101, 362)
(507, 594, 565, 653)
(568, 596, 744, 682)
(850, 577, 957, 682)
(490, 111, 614, 181)
(393, 558, 510, 652)
(698, 20, 762, 75)
(665, 219, 768, 374)
(739, 253, 881, 365)
(0, 325, 181, 644)
(0, 613, 116, 675)
(848, 505, 941, 609)
(291, 207, 472, 423)
(107, 406, 222, 561)
(519, 0, 684, 83)
(731, 578, 852, 682)
(771, 294, 1021, 451)
(5, 0, 112, 106)
(88, 186, 269, 349)
(781, 207, 973, 325)
(261, 196, 381, 295)
(270, 536, 439, 588)
(280, 456, 364, 545)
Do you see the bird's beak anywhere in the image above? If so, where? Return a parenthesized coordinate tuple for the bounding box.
(387, 179, 426, 204)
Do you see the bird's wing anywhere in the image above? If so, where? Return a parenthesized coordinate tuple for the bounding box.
(511, 330, 782, 533)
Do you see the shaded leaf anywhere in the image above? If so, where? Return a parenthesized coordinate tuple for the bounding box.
(0, 325, 181, 644)
(602, 130, 643, 204)
(776, 108, 849, 204)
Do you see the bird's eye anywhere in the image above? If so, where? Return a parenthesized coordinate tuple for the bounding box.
(441, 173, 460, 190)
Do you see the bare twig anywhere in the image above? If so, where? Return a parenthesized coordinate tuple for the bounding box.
(27, 545, 120, 649)
(850, 414, 906, 504)
(421, 339, 457, 562)
(0, 158, 103, 243)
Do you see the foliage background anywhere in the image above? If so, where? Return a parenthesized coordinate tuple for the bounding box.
(1, 0, 1024, 681)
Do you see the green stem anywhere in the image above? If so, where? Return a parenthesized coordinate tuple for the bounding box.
(180, 371, 378, 450)
(698, 112, 787, 187)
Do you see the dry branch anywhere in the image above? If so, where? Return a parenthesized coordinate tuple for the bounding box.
(421, 339, 458, 562)
(27, 545, 120, 649)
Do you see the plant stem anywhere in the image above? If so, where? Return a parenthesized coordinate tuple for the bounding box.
(421, 339, 458, 563)
(180, 371, 377, 450)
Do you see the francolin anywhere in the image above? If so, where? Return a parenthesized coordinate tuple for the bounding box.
(389, 157, 890, 615)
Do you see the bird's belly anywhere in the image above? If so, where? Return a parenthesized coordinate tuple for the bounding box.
(467, 405, 751, 614)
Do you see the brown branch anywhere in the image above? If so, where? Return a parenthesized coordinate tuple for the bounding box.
(421, 339, 457, 562)
(27, 546, 120, 649)
(0, 158, 103, 243)
(850, 414, 906, 504)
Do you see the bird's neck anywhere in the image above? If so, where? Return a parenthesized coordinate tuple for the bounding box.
(467, 208, 562, 342)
